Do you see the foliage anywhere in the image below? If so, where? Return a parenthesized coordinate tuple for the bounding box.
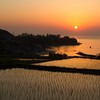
(0, 29, 79, 56)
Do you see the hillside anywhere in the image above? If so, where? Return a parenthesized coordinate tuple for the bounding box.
(0, 29, 80, 56)
(0, 29, 13, 40)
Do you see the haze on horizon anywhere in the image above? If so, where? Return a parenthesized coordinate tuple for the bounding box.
(0, 0, 100, 36)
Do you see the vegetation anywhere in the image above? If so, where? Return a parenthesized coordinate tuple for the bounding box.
(77, 52, 100, 59)
(0, 29, 80, 56)
(0, 68, 99, 100)
(0, 52, 68, 69)
(0, 57, 50, 67)
(0, 28, 99, 70)
(49, 52, 68, 59)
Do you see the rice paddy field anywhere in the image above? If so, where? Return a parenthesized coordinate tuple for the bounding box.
(34, 58, 100, 70)
(0, 68, 100, 100)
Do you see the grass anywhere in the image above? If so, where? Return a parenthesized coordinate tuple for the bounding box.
(0, 51, 100, 68)
(0, 57, 51, 66)
(0, 68, 99, 100)
(0, 56, 100, 100)
(0, 57, 100, 76)
(0, 53, 68, 67)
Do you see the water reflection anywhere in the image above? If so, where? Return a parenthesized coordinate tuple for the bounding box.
(34, 58, 100, 70)
(47, 45, 79, 56)
(47, 38, 100, 56)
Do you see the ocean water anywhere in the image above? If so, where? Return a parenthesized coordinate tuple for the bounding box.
(47, 36, 100, 56)
(77, 36, 100, 55)
(35, 36, 100, 70)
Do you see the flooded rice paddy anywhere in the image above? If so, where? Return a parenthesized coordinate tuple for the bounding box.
(34, 58, 100, 70)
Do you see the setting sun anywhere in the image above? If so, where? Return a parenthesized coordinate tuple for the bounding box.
(74, 26, 78, 29)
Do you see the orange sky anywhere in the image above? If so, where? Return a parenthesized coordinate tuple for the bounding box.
(0, 0, 100, 36)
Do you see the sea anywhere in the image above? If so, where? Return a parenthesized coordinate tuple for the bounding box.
(47, 36, 100, 56)
(37, 36, 100, 69)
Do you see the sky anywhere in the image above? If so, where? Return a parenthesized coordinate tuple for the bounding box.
(0, 0, 100, 36)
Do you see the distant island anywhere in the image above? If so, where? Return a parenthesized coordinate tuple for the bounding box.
(0, 29, 80, 56)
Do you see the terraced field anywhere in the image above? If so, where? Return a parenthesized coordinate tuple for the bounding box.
(34, 58, 100, 70)
(0, 68, 99, 100)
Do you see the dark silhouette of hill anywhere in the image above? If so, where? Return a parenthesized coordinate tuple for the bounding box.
(0, 29, 14, 55)
(0, 29, 80, 56)
(16, 33, 80, 46)
(0, 29, 13, 40)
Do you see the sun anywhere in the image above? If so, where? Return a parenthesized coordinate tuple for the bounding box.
(74, 26, 78, 29)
